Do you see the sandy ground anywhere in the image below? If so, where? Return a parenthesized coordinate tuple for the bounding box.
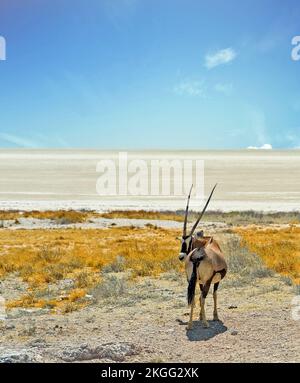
(1, 217, 227, 231)
(0, 217, 299, 363)
(0, 273, 299, 363)
(2, 217, 299, 231)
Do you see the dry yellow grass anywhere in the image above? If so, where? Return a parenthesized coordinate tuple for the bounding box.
(235, 226, 300, 284)
(2, 224, 299, 313)
(0, 210, 89, 223)
(99, 210, 183, 221)
(0, 209, 182, 222)
(0, 209, 183, 223)
(6, 287, 88, 313)
(0, 227, 181, 311)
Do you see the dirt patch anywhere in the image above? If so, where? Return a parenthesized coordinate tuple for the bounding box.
(0, 220, 299, 362)
(0, 273, 299, 362)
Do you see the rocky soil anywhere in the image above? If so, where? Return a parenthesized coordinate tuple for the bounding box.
(0, 272, 299, 363)
(0, 216, 228, 231)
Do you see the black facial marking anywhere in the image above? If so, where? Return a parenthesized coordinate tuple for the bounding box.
(180, 241, 187, 253)
(180, 236, 193, 255)
(187, 238, 193, 253)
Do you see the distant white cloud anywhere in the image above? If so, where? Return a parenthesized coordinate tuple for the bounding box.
(204, 48, 237, 69)
(247, 144, 273, 150)
(174, 79, 206, 97)
(214, 82, 233, 95)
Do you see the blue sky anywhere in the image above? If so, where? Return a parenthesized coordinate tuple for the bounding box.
(0, 0, 300, 149)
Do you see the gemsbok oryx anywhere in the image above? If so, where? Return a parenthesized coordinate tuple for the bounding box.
(178, 184, 227, 329)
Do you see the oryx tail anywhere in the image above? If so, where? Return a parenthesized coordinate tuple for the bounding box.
(187, 249, 204, 305)
(187, 260, 198, 305)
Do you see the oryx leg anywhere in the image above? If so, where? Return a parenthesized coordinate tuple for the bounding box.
(187, 297, 195, 330)
(200, 279, 213, 328)
(199, 284, 203, 320)
(213, 282, 219, 321)
(200, 293, 208, 328)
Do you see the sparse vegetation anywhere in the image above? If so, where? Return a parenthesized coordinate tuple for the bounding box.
(0, 210, 89, 223)
(235, 226, 300, 284)
(91, 275, 128, 300)
(75, 270, 92, 288)
(217, 233, 273, 287)
(201, 210, 300, 225)
(99, 210, 184, 221)
(1, 219, 299, 313)
(222, 236, 273, 277)
(101, 255, 126, 273)
(0, 209, 299, 226)
(98, 209, 300, 225)
(294, 284, 300, 295)
(0, 226, 181, 311)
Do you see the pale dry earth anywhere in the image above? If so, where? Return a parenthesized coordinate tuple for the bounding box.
(0, 217, 226, 231)
(0, 217, 299, 363)
(1, 217, 299, 231)
(0, 272, 299, 363)
(0, 149, 300, 212)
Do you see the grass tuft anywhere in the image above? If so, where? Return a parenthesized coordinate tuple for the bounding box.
(234, 227, 300, 284)
(91, 275, 128, 299)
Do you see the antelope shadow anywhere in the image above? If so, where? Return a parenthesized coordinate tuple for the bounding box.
(177, 318, 227, 341)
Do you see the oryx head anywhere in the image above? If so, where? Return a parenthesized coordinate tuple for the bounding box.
(178, 184, 217, 261)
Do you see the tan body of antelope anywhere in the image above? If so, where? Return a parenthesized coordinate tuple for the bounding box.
(178, 185, 227, 329)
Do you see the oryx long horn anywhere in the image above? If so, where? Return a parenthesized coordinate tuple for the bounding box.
(189, 183, 217, 236)
(183, 184, 193, 236)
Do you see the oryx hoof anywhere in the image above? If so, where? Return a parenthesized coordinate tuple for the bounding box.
(202, 321, 209, 328)
(213, 314, 219, 321)
(186, 323, 193, 330)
